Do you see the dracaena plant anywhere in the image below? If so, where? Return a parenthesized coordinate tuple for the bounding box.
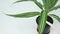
(6, 0, 60, 34)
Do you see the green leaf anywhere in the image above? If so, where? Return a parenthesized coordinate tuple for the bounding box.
(42, 0, 58, 10)
(6, 12, 40, 18)
(38, 10, 48, 34)
(49, 5, 60, 12)
(49, 14, 60, 22)
(34, 1, 43, 10)
(14, 0, 34, 3)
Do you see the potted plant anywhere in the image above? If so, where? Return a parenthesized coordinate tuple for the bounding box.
(6, 0, 60, 34)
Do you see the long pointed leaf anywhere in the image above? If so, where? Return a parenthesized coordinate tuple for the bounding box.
(42, 0, 58, 10)
(14, 0, 34, 3)
(34, 1, 43, 10)
(49, 5, 60, 12)
(38, 10, 48, 34)
(49, 14, 60, 22)
(6, 12, 40, 18)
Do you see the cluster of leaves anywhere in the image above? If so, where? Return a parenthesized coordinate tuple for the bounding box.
(7, 0, 60, 34)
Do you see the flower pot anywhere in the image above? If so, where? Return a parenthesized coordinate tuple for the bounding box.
(36, 16, 53, 34)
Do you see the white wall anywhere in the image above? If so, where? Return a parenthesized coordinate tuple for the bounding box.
(0, 0, 60, 34)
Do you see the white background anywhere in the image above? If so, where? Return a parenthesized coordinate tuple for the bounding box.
(0, 0, 60, 34)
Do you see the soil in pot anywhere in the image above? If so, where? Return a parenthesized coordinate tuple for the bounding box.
(36, 16, 53, 34)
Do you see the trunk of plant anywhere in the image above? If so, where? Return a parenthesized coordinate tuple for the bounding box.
(36, 16, 53, 34)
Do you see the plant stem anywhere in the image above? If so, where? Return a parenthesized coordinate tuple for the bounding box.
(38, 10, 48, 34)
